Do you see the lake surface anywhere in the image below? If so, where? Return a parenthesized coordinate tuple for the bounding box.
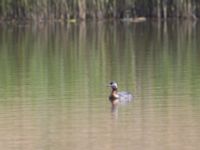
(0, 21, 200, 150)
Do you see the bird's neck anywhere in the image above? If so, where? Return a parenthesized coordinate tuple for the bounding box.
(111, 89, 118, 95)
(110, 89, 119, 100)
(109, 88, 119, 103)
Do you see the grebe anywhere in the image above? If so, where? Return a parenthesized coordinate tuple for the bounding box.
(108, 81, 133, 104)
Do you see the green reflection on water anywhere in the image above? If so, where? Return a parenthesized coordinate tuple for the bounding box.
(134, 21, 200, 103)
(0, 21, 200, 106)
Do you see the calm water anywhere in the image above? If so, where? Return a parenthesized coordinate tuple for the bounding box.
(0, 21, 200, 150)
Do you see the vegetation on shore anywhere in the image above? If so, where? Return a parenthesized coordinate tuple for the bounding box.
(0, 0, 199, 21)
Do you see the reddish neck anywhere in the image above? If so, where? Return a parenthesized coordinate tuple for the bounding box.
(111, 89, 118, 95)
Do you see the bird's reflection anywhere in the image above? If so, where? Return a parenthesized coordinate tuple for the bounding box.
(111, 103, 119, 119)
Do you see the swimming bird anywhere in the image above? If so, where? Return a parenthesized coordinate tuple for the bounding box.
(108, 81, 133, 105)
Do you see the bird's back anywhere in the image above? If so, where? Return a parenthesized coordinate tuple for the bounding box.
(118, 91, 133, 103)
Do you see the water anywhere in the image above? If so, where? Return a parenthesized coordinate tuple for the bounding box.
(0, 21, 200, 150)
